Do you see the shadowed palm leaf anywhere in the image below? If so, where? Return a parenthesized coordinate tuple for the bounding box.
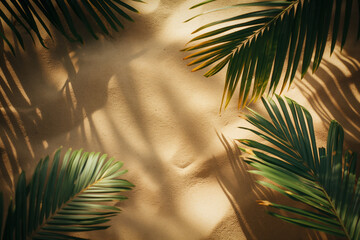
(0, 0, 143, 54)
(237, 95, 360, 239)
(0, 148, 134, 240)
(183, 0, 360, 109)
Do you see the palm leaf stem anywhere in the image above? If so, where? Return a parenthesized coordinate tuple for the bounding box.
(247, 146, 352, 237)
(239, 96, 360, 238)
(0, 148, 134, 239)
(228, 0, 298, 57)
(185, 0, 360, 110)
(29, 174, 110, 238)
(320, 185, 351, 239)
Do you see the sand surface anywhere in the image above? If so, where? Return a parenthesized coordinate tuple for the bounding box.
(0, 1, 359, 239)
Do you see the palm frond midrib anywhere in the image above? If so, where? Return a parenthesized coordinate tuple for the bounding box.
(254, 144, 352, 238)
(29, 170, 112, 238)
(254, 120, 352, 238)
(231, 0, 299, 55)
(318, 183, 351, 239)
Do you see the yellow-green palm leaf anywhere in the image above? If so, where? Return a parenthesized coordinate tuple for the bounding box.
(238, 96, 360, 239)
(0, 148, 133, 240)
(184, 0, 360, 109)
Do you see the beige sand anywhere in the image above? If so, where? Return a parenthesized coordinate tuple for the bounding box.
(0, 1, 359, 239)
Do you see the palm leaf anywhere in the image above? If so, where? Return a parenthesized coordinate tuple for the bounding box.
(0, 0, 143, 54)
(238, 95, 360, 239)
(0, 148, 134, 240)
(183, 0, 360, 110)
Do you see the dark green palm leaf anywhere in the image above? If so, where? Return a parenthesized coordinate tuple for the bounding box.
(0, 0, 143, 54)
(183, 0, 360, 110)
(237, 95, 360, 239)
(1, 148, 134, 240)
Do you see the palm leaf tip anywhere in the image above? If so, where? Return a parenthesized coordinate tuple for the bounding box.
(1, 147, 133, 239)
(184, 0, 360, 109)
(239, 96, 360, 239)
(257, 200, 272, 206)
(189, 0, 217, 10)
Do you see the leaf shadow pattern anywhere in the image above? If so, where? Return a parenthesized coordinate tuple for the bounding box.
(0, 14, 139, 196)
(215, 133, 333, 240)
(77, 41, 222, 239)
(0, 4, 224, 238)
(295, 54, 360, 150)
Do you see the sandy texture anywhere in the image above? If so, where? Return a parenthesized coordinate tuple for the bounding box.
(0, 1, 359, 239)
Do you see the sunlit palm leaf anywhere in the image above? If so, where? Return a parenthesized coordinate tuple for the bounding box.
(237, 95, 360, 239)
(1, 148, 133, 240)
(0, 0, 143, 54)
(183, 0, 360, 110)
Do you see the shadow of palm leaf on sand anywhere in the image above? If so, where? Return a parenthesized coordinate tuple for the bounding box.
(215, 133, 336, 240)
(296, 53, 360, 150)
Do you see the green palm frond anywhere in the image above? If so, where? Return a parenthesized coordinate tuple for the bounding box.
(183, 0, 360, 109)
(0, 0, 144, 54)
(237, 95, 360, 239)
(1, 148, 134, 240)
